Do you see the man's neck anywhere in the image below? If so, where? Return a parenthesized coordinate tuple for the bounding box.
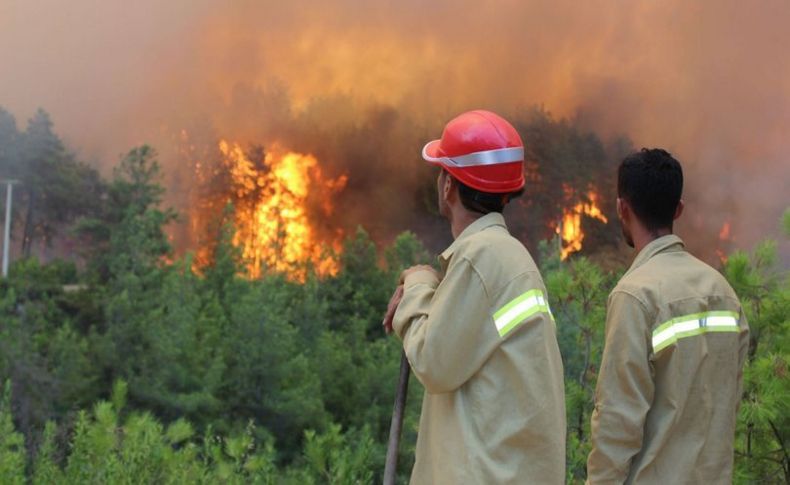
(633, 226, 673, 254)
(450, 209, 483, 239)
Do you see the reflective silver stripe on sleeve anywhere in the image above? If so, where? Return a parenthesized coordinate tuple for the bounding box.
(494, 289, 553, 338)
(652, 310, 740, 353)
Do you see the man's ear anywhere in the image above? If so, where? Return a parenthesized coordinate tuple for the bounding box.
(443, 172, 454, 201)
(674, 199, 685, 221)
(616, 197, 626, 220)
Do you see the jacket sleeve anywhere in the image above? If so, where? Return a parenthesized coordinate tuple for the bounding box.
(587, 290, 655, 484)
(391, 257, 500, 394)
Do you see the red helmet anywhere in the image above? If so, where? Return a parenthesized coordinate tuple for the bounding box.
(422, 110, 525, 193)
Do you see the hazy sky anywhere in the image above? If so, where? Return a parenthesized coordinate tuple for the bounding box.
(1, 0, 788, 251)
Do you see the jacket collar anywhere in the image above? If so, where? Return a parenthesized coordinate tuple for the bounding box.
(626, 234, 685, 276)
(439, 212, 507, 266)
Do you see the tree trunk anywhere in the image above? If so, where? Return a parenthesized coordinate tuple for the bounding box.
(21, 188, 34, 257)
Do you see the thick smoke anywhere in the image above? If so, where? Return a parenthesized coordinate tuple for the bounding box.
(1, 0, 788, 258)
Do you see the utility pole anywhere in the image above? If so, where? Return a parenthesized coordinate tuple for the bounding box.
(2, 180, 19, 277)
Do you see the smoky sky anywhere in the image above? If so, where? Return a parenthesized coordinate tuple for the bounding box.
(1, 0, 788, 254)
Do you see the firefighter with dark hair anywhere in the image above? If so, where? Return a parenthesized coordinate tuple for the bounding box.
(587, 148, 749, 484)
(383, 110, 566, 484)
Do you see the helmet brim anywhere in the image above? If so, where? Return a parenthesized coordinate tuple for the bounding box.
(421, 139, 445, 165)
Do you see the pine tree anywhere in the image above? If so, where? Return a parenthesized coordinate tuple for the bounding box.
(15, 109, 102, 258)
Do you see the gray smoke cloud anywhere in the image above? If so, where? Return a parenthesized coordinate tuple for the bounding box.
(1, 0, 788, 258)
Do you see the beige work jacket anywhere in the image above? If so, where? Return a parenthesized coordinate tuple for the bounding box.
(393, 212, 566, 484)
(587, 235, 749, 484)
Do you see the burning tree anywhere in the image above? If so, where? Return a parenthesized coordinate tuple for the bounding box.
(555, 185, 609, 260)
(189, 139, 347, 281)
(172, 107, 627, 279)
(507, 108, 626, 261)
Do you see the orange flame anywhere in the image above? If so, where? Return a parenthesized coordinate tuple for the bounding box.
(556, 186, 608, 260)
(719, 221, 731, 240)
(716, 221, 732, 264)
(219, 140, 347, 280)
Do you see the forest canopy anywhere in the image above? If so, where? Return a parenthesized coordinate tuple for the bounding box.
(0, 107, 787, 484)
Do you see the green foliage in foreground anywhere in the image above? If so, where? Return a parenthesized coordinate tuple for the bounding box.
(1, 379, 376, 484)
(0, 143, 786, 484)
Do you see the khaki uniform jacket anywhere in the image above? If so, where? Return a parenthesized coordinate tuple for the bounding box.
(587, 235, 749, 484)
(393, 213, 566, 485)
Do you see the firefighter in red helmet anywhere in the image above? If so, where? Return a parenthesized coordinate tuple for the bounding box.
(384, 110, 566, 484)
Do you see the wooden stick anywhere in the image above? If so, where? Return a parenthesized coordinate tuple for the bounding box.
(383, 350, 410, 485)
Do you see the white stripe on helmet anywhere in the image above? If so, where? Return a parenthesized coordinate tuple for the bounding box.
(422, 143, 524, 168)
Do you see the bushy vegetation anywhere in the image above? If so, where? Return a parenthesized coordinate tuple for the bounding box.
(0, 107, 787, 483)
